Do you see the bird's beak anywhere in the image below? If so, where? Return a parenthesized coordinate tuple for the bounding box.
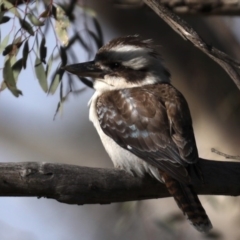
(62, 61, 105, 78)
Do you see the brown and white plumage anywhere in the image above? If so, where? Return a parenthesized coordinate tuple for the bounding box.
(63, 35, 212, 232)
(97, 83, 195, 182)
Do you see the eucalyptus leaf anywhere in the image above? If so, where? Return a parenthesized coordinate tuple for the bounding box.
(39, 9, 50, 18)
(60, 78, 63, 99)
(12, 58, 23, 81)
(2, 43, 13, 56)
(0, 16, 10, 24)
(45, 52, 53, 77)
(3, 41, 21, 56)
(0, 81, 7, 91)
(19, 19, 34, 36)
(2, 0, 21, 18)
(13, 36, 22, 44)
(51, 5, 57, 19)
(3, 58, 22, 97)
(60, 47, 67, 66)
(2, 37, 21, 56)
(0, 12, 4, 23)
(7, 86, 22, 97)
(40, 37, 47, 63)
(13, 36, 23, 50)
(10, 55, 16, 66)
(22, 40, 29, 69)
(49, 72, 60, 94)
(35, 32, 39, 49)
(27, 13, 44, 26)
(0, 34, 10, 54)
(4, 59, 15, 86)
(55, 5, 69, 46)
(35, 57, 48, 92)
(55, 26, 68, 46)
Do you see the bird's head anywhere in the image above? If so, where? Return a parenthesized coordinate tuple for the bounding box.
(63, 35, 170, 92)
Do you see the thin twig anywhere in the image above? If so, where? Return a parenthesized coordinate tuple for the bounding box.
(211, 148, 240, 161)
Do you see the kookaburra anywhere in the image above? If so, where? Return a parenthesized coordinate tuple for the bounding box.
(63, 35, 212, 232)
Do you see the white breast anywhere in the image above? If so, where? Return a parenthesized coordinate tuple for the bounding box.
(88, 90, 161, 181)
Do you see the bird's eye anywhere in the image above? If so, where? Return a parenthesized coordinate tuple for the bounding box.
(109, 62, 120, 69)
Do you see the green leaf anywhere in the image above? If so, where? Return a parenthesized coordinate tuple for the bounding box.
(19, 19, 34, 36)
(2, 43, 13, 56)
(2, 0, 21, 18)
(55, 4, 69, 46)
(51, 5, 57, 19)
(60, 47, 67, 66)
(3, 59, 14, 84)
(0, 81, 7, 91)
(6, 84, 22, 97)
(22, 40, 29, 69)
(13, 37, 23, 54)
(35, 57, 48, 92)
(49, 72, 60, 94)
(0, 12, 4, 23)
(12, 58, 23, 81)
(35, 32, 39, 49)
(39, 9, 50, 18)
(0, 34, 10, 54)
(40, 37, 47, 63)
(27, 13, 44, 26)
(45, 52, 53, 77)
(10, 55, 16, 66)
(55, 26, 68, 46)
(13, 36, 22, 44)
(3, 58, 22, 97)
(3, 41, 22, 56)
(0, 16, 10, 24)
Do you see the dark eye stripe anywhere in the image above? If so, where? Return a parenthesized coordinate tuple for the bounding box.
(109, 62, 120, 69)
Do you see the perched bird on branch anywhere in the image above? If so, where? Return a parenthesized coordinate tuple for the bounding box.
(63, 35, 212, 232)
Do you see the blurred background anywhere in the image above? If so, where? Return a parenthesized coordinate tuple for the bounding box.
(0, 0, 240, 239)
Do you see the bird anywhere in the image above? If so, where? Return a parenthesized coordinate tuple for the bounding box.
(63, 35, 212, 232)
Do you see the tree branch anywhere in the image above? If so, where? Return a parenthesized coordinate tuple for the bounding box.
(154, 0, 240, 15)
(1, 158, 240, 205)
(114, 0, 240, 15)
(144, 0, 240, 91)
(9, 0, 240, 15)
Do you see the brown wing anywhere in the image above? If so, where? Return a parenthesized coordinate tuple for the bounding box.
(97, 83, 198, 183)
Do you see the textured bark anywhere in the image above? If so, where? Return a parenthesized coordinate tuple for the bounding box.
(10, 0, 240, 15)
(0, 158, 239, 205)
(156, 0, 240, 15)
(144, 0, 240, 91)
(113, 0, 240, 15)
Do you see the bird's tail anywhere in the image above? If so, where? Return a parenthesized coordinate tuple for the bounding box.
(161, 172, 212, 232)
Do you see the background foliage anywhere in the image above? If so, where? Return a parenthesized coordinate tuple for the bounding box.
(1, 1, 240, 240)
